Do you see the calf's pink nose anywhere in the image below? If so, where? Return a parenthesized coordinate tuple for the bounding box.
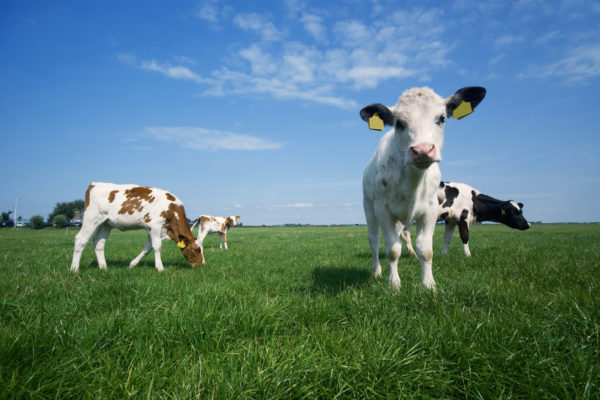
(409, 142, 436, 161)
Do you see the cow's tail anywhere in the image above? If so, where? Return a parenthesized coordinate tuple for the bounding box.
(190, 218, 200, 234)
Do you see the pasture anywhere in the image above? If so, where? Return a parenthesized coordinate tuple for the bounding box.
(1, 224, 598, 399)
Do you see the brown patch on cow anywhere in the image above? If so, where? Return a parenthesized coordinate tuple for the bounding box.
(200, 215, 212, 228)
(225, 217, 234, 227)
(421, 249, 433, 262)
(84, 184, 95, 211)
(144, 213, 152, 223)
(166, 192, 176, 201)
(161, 203, 204, 267)
(118, 186, 155, 215)
(108, 190, 119, 203)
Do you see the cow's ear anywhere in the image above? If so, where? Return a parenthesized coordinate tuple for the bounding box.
(446, 87, 486, 119)
(360, 103, 394, 127)
(518, 202, 524, 209)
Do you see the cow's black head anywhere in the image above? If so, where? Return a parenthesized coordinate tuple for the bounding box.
(501, 201, 530, 230)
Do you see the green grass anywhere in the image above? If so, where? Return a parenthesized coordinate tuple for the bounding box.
(1, 224, 598, 399)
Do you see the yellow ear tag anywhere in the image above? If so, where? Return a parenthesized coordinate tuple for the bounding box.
(453, 101, 473, 120)
(368, 113, 384, 131)
(177, 240, 186, 248)
(501, 208, 506, 216)
(236, 216, 240, 221)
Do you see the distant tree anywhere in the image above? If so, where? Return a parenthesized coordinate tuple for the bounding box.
(48, 200, 84, 222)
(1, 210, 13, 227)
(1, 210, 13, 222)
(30, 215, 45, 229)
(52, 214, 68, 228)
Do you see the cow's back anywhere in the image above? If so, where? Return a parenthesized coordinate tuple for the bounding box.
(86, 182, 179, 230)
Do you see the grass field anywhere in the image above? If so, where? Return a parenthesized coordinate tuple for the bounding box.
(1, 223, 598, 399)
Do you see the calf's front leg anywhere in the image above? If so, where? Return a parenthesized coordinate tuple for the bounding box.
(415, 214, 437, 290)
(381, 218, 403, 289)
(130, 234, 153, 267)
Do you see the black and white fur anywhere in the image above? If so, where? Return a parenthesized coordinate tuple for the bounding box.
(402, 181, 530, 257)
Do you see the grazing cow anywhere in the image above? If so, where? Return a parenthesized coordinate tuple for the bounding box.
(361, 86, 486, 289)
(192, 215, 240, 249)
(401, 182, 531, 257)
(70, 182, 204, 272)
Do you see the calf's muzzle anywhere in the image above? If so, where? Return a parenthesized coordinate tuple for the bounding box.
(409, 142, 437, 168)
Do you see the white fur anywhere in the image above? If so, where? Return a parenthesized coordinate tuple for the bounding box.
(363, 87, 449, 290)
(193, 215, 239, 249)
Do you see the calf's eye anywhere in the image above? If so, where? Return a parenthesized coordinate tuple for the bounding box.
(395, 120, 407, 130)
(436, 115, 446, 126)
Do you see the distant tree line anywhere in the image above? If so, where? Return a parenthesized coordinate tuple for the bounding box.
(1, 199, 84, 229)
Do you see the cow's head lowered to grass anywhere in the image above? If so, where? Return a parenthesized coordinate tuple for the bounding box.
(360, 87, 486, 170)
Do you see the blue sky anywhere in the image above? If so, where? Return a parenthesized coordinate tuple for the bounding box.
(1, 0, 599, 225)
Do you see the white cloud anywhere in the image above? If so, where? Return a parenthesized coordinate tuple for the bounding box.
(121, 6, 452, 108)
(194, 0, 231, 23)
(536, 44, 600, 83)
(300, 13, 326, 41)
(234, 13, 282, 41)
(273, 203, 314, 208)
(116, 53, 136, 65)
(495, 35, 524, 47)
(239, 44, 277, 76)
(144, 126, 284, 151)
(139, 60, 210, 84)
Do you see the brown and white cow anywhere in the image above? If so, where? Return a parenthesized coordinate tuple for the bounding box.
(361, 86, 486, 290)
(69, 182, 204, 272)
(192, 215, 240, 249)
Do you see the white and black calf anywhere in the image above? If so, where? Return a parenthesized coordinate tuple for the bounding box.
(402, 181, 531, 257)
(70, 182, 205, 272)
(362, 86, 486, 290)
(192, 215, 240, 249)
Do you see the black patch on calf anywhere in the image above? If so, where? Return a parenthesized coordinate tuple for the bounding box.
(440, 212, 449, 220)
(458, 209, 470, 244)
(442, 185, 459, 207)
(458, 220, 469, 244)
(439, 181, 445, 188)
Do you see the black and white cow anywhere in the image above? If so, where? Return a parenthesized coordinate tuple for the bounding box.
(402, 181, 530, 257)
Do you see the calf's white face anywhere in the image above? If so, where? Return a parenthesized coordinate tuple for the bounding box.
(360, 87, 487, 170)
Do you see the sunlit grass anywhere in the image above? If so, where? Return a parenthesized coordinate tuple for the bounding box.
(1, 224, 598, 398)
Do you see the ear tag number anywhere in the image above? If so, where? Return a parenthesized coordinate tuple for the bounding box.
(369, 113, 384, 131)
(453, 101, 473, 120)
(177, 240, 186, 248)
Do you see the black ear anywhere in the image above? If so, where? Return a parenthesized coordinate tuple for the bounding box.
(518, 202, 524, 209)
(359, 103, 394, 126)
(446, 86, 486, 118)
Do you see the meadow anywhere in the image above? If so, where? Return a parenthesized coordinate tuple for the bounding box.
(0, 223, 598, 399)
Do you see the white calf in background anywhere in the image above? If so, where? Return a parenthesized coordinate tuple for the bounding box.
(70, 182, 205, 272)
(361, 86, 486, 289)
(192, 215, 240, 249)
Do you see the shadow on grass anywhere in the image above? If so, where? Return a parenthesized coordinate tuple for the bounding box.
(80, 258, 191, 271)
(311, 265, 371, 295)
(356, 250, 417, 261)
